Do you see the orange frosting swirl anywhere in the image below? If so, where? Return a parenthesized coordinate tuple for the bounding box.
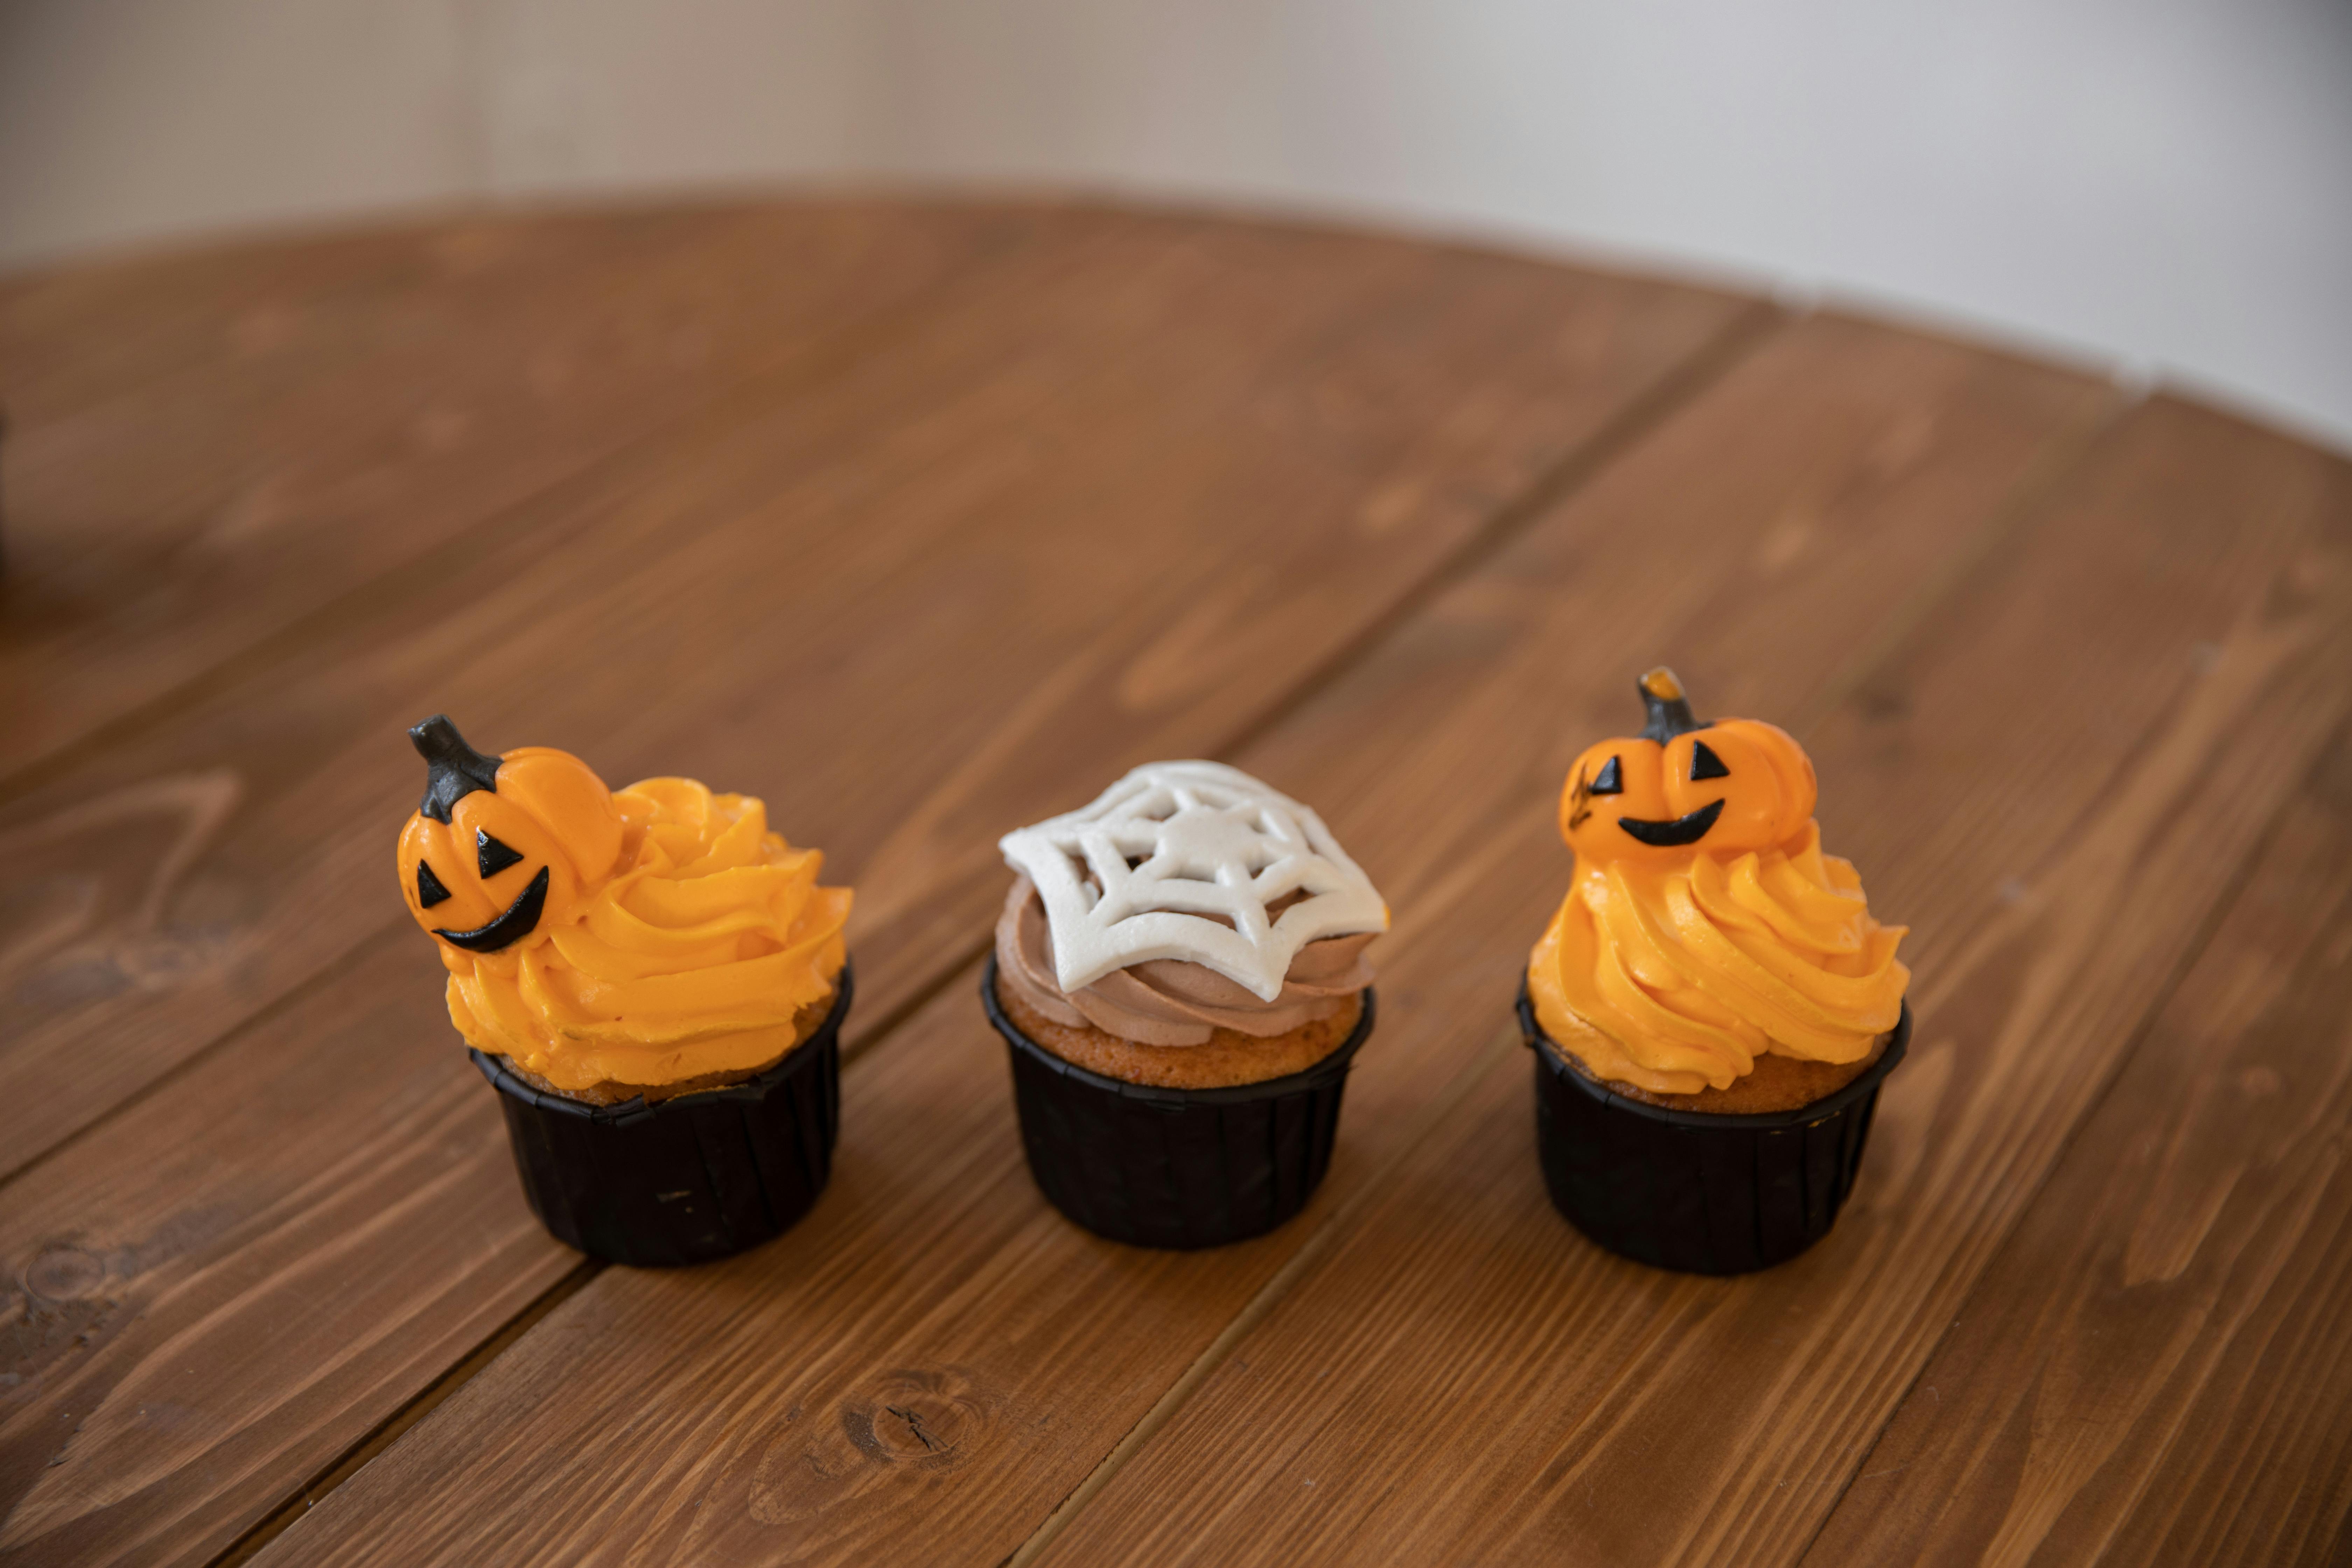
(1527, 668, 1907, 1097)
(1528, 820, 1907, 1095)
(434, 777, 850, 1092)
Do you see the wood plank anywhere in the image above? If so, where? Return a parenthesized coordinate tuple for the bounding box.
(0, 206, 949, 441)
(0, 219, 566, 422)
(0, 220, 1759, 1568)
(1037, 397, 2352, 1567)
(239, 317, 2112, 1568)
(1800, 730, 2352, 1565)
(0, 210, 1754, 1180)
(0, 937, 567, 1568)
(0, 201, 1057, 782)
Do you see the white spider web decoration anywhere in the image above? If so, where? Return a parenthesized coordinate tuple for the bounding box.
(999, 761, 1387, 1002)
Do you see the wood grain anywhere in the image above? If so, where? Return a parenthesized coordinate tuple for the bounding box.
(0, 202, 1055, 783)
(0, 210, 761, 421)
(0, 934, 571, 1568)
(1037, 397, 2352, 1567)
(0, 210, 1752, 1182)
(0, 214, 1757, 1568)
(243, 316, 2111, 1568)
(1800, 729, 2352, 1566)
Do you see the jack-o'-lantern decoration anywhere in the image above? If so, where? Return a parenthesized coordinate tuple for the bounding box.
(396, 715, 623, 953)
(1559, 667, 1815, 864)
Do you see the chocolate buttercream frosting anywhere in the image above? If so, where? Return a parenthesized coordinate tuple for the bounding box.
(995, 876, 1374, 1047)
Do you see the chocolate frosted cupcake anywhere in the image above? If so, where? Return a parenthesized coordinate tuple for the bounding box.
(1521, 670, 1912, 1273)
(395, 716, 853, 1265)
(983, 761, 1386, 1248)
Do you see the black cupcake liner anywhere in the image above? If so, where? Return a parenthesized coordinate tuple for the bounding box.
(1518, 980, 1910, 1275)
(471, 960, 853, 1267)
(981, 957, 1376, 1250)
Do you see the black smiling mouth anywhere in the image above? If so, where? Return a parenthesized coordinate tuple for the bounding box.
(1616, 798, 1725, 848)
(434, 866, 550, 953)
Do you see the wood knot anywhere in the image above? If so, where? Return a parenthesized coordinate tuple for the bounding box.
(748, 1367, 993, 1530)
(1857, 687, 1912, 724)
(22, 1245, 106, 1302)
(841, 1367, 983, 1465)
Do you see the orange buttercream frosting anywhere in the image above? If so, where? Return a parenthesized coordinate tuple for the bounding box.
(1526, 670, 1908, 1097)
(396, 719, 849, 1094)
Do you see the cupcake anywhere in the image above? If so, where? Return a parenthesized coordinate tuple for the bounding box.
(395, 716, 853, 1265)
(982, 761, 1386, 1248)
(1520, 669, 1912, 1273)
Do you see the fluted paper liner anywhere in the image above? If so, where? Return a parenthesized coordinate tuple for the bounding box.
(474, 961, 853, 1266)
(983, 956, 1374, 1250)
(1518, 981, 1909, 1275)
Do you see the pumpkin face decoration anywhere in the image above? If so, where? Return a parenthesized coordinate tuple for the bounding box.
(396, 716, 624, 954)
(1560, 668, 1815, 864)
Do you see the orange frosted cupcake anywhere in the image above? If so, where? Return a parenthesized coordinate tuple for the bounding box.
(396, 716, 852, 1265)
(1518, 670, 1912, 1273)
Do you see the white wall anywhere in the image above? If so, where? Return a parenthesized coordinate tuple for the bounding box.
(5, 0, 2348, 446)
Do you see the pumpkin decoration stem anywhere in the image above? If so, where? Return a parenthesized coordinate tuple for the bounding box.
(1636, 666, 1709, 743)
(410, 714, 503, 823)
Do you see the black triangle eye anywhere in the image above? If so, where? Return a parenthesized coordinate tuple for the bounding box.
(477, 830, 526, 879)
(1589, 756, 1623, 795)
(416, 860, 453, 909)
(1688, 741, 1730, 781)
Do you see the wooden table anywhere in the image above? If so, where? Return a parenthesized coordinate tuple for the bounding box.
(2, 199, 2347, 1568)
